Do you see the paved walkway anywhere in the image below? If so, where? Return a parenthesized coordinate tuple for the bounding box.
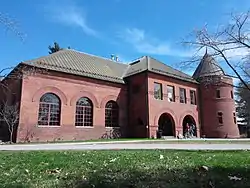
(0, 141, 250, 151)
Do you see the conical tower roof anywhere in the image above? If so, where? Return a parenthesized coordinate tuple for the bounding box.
(193, 50, 225, 80)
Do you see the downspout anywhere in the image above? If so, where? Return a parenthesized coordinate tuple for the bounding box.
(145, 71, 150, 138)
(197, 83, 204, 138)
(145, 57, 150, 138)
(125, 78, 131, 138)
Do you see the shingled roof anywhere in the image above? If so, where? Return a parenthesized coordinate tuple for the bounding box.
(21, 49, 198, 84)
(23, 49, 128, 84)
(124, 56, 197, 83)
(193, 52, 225, 79)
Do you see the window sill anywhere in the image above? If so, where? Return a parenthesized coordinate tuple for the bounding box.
(38, 125, 61, 128)
(154, 98, 163, 100)
(105, 127, 120, 129)
(75, 126, 94, 128)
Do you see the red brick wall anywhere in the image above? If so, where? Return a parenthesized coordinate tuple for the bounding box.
(17, 71, 127, 142)
(147, 72, 200, 138)
(125, 72, 148, 138)
(199, 76, 240, 138)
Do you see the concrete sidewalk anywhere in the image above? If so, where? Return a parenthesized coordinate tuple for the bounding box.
(0, 140, 250, 151)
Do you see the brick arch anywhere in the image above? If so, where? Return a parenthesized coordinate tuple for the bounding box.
(32, 86, 68, 105)
(100, 95, 118, 108)
(179, 111, 198, 127)
(154, 108, 178, 127)
(70, 91, 99, 108)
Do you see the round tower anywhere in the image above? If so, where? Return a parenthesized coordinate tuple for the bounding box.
(193, 51, 240, 138)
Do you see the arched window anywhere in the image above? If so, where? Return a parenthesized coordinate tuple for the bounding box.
(75, 97, 93, 127)
(105, 101, 119, 127)
(38, 93, 61, 126)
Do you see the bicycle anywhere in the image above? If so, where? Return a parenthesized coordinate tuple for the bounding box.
(101, 129, 121, 139)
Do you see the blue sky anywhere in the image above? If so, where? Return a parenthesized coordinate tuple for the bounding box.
(0, 0, 249, 77)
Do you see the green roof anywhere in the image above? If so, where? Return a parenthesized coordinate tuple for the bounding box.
(21, 49, 198, 84)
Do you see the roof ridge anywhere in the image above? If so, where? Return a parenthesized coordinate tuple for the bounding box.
(67, 49, 130, 65)
(23, 49, 130, 66)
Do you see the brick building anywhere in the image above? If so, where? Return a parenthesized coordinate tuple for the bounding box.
(0, 49, 240, 142)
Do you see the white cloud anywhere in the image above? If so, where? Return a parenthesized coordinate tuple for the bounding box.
(118, 28, 192, 57)
(44, 1, 97, 37)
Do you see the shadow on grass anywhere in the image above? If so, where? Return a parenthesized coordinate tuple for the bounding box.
(57, 166, 250, 188)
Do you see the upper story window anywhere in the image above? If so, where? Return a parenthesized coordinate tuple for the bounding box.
(231, 90, 234, 99)
(233, 112, 237, 124)
(154, 82, 163, 100)
(216, 89, 221, 98)
(167, 85, 175, 102)
(217, 112, 223, 124)
(179, 88, 186, 103)
(190, 90, 196, 105)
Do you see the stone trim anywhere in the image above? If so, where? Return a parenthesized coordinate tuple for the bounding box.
(70, 90, 99, 108)
(32, 86, 68, 105)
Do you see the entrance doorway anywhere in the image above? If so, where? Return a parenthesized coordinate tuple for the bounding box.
(182, 115, 197, 137)
(158, 113, 175, 136)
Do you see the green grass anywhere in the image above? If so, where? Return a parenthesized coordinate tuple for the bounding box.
(0, 150, 250, 188)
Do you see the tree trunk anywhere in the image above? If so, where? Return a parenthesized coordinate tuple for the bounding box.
(10, 131, 13, 143)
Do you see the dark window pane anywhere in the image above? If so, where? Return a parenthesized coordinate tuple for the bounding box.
(75, 97, 93, 127)
(217, 112, 223, 124)
(154, 82, 163, 100)
(38, 93, 61, 126)
(216, 90, 221, 98)
(167, 85, 175, 102)
(105, 101, 119, 127)
(190, 90, 196, 105)
(180, 88, 186, 103)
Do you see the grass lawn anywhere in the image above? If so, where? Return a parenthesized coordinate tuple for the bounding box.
(0, 150, 250, 188)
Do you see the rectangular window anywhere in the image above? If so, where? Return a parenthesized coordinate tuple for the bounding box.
(190, 90, 196, 105)
(231, 90, 234, 99)
(216, 89, 221, 98)
(233, 112, 237, 124)
(154, 82, 163, 100)
(167, 85, 175, 102)
(179, 88, 186, 103)
(217, 112, 223, 124)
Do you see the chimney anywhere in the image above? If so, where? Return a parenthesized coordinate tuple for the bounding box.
(115, 56, 119, 62)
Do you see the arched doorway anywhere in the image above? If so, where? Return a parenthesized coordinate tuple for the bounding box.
(182, 115, 197, 137)
(158, 113, 175, 137)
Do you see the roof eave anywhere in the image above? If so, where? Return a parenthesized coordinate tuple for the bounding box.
(22, 63, 126, 85)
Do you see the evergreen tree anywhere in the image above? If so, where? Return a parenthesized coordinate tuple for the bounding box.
(48, 42, 63, 54)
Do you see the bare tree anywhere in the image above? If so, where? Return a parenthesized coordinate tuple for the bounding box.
(0, 65, 48, 143)
(0, 12, 25, 41)
(182, 10, 250, 91)
(0, 102, 19, 143)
